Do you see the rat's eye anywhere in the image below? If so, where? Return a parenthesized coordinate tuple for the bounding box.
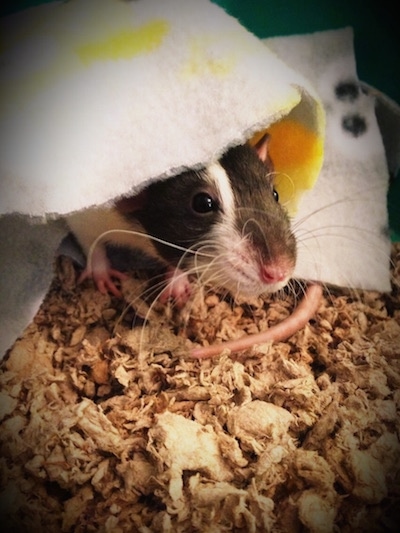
(192, 192, 219, 214)
(273, 188, 279, 202)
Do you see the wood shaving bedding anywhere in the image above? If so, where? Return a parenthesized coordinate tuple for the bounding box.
(1, 244, 400, 532)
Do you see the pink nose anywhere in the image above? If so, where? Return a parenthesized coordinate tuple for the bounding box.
(260, 263, 289, 284)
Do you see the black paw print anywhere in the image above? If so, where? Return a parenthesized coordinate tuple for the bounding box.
(335, 80, 368, 138)
(335, 81, 360, 102)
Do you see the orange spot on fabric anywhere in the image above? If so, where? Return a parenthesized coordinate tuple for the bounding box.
(251, 120, 323, 213)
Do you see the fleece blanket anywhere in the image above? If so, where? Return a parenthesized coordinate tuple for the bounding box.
(0, 0, 394, 357)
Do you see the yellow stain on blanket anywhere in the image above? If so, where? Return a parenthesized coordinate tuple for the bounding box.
(77, 20, 169, 65)
(252, 120, 323, 215)
(182, 36, 236, 78)
(0, 19, 169, 119)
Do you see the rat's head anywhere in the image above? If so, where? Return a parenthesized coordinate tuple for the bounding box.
(136, 135, 297, 298)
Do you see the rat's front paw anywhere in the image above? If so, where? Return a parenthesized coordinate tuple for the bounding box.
(93, 268, 128, 298)
(78, 247, 128, 298)
(78, 265, 128, 298)
(159, 267, 192, 308)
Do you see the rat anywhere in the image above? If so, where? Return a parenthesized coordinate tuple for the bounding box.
(66, 134, 297, 306)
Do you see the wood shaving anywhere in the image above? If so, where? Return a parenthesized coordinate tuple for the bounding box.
(1, 244, 400, 532)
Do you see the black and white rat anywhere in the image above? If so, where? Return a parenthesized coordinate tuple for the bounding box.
(66, 134, 297, 305)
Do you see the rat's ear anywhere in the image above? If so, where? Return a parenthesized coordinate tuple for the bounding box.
(254, 133, 270, 163)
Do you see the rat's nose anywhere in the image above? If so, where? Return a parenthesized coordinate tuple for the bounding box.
(260, 261, 291, 285)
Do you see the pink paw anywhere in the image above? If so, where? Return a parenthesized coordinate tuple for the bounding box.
(159, 267, 192, 308)
(78, 247, 127, 298)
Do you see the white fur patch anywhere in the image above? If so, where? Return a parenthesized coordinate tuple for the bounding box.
(206, 162, 235, 222)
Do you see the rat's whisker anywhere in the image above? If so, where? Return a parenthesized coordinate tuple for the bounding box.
(112, 271, 169, 333)
(86, 228, 215, 271)
(296, 223, 387, 240)
(291, 184, 387, 231)
(296, 228, 391, 265)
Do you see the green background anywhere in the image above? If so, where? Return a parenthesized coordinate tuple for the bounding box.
(2, 0, 399, 239)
